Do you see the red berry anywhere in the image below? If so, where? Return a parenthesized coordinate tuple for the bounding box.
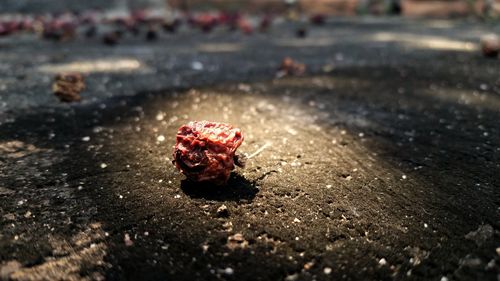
(173, 121, 244, 185)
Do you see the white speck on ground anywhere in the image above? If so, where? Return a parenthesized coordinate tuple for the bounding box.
(223, 267, 234, 275)
(157, 135, 165, 142)
(202, 244, 209, 253)
(324, 267, 332, 274)
(156, 112, 164, 121)
(191, 61, 204, 70)
(285, 273, 299, 281)
(379, 258, 387, 266)
(100, 163, 107, 169)
(81, 136, 90, 142)
(124, 233, 133, 247)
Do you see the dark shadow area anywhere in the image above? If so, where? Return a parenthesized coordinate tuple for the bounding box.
(180, 173, 258, 202)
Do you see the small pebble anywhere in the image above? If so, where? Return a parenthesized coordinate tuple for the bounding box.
(285, 273, 299, 281)
(81, 136, 90, 142)
(157, 135, 165, 142)
(303, 261, 314, 270)
(216, 205, 229, 217)
(202, 244, 209, 252)
(191, 61, 204, 70)
(124, 233, 133, 246)
(223, 267, 234, 275)
(156, 113, 164, 121)
(323, 267, 332, 274)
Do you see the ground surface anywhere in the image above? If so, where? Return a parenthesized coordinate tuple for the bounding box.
(0, 18, 499, 281)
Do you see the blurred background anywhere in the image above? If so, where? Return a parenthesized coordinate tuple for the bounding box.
(1, 0, 499, 17)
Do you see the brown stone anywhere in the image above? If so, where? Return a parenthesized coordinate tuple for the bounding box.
(52, 73, 85, 102)
(277, 57, 306, 78)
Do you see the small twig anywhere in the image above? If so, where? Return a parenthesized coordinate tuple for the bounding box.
(235, 143, 272, 168)
(246, 142, 271, 159)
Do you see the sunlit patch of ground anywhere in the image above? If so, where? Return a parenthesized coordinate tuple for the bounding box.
(4, 223, 108, 281)
(371, 32, 478, 52)
(197, 43, 243, 53)
(37, 58, 148, 74)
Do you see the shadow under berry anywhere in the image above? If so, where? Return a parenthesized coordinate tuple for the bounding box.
(180, 173, 258, 202)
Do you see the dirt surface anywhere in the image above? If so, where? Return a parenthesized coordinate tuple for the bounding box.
(0, 18, 499, 280)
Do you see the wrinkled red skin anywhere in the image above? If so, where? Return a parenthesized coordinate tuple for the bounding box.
(173, 121, 244, 185)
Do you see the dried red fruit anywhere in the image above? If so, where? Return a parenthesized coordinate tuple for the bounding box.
(172, 121, 244, 185)
(194, 14, 219, 33)
(52, 73, 85, 102)
(238, 18, 253, 35)
(277, 57, 306, 78)
(310, 14, 326, 25)
(259, 15, 272, 32)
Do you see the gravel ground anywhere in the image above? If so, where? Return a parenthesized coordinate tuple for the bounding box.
(0, 18, 499, 281)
